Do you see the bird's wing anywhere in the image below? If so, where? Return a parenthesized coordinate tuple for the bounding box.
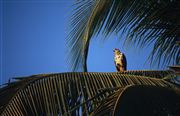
(116, 64, 120, 72)
(122, 53, 127, 70)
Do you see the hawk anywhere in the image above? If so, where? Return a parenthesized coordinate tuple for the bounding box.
(114, 48, 127, 72)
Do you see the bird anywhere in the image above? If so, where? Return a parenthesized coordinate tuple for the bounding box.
(113, 48, 127, 72)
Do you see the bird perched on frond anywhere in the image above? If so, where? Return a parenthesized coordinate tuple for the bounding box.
(114, 48, 127, 72)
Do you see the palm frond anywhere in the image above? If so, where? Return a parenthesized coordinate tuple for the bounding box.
(169, 65, 180, 74)
(0, 72, 178, 115)
(92, 85, 180, 116)
(0, 77, 39, 113)
(121, 70, 173, 78)
(91, 87, 126, 116)
(67, 0, 180, 71)
(67, 0, 112, 72)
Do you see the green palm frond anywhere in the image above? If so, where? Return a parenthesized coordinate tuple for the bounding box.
(92, 85, 180, 116)
(0, 72, 178, 115)
(67, 0, 180, 71)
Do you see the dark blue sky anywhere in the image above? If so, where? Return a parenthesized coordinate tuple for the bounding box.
(1, 0, 162, 85)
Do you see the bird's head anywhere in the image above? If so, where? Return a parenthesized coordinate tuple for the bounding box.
(113, 48, 121, 54)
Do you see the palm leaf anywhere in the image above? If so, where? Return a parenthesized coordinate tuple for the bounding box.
(0, 72, 178, 115)
(92, 85, 180, 116)
(0, 77, 39, 113)
(121, 70, 173, 78)
(67, 0, 180, 71)
(169, 65, 180, 74)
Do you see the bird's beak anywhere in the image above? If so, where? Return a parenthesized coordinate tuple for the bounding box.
(113, 48, 117, 52)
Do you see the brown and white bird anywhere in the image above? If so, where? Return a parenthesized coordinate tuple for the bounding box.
(113, 48, 127, 72)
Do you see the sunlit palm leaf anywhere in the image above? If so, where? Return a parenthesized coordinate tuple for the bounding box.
(0, 72, 178, 115)
(67, 0, 180, 71)
(92, 85, 180, 116)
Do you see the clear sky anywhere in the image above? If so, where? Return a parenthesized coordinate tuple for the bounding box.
(1, 0, 164, 85)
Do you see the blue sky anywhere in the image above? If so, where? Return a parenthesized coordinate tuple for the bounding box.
(0, 0, 163, 85)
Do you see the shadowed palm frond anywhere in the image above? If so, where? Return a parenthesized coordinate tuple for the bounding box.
(67, 0, 180, 71)
(169, 65, 180, 74)
(91, 86, 126, 116)
(67, 0, 112, 72)
(0, 72, 178, 115)
(0, 77, 39, 113)
(121, 70, 173, 78)
(92, 85, 180, 116)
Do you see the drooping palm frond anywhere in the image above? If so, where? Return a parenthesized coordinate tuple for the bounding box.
(67, 0, 180, 71)
(0, 77, 38, 113)
(0, 72, 178, 115)
(67, 0, 113, 72)
(92, 85, 180, 116)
